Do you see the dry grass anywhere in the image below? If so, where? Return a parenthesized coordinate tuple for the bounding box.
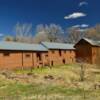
(0, 63, 100, 100)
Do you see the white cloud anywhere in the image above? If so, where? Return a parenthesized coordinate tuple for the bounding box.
(72, 25, 80, 28)
(64, 12, 86, 19)
(81, 24, 89, 28)
(72, 24, 89, 28)
(0, 33, 4, 37)
(79, 2, 88, 7)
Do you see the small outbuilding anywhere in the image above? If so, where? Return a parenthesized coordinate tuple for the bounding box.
(74, 38, 100, 65)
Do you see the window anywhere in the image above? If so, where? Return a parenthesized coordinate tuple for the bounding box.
(3, 52, 10, 56)
(45, 54, 48, 57)
(26, 54, 30, 58)
(52, 50, 55, 53)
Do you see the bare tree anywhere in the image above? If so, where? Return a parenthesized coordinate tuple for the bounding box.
(47, 24, 64, 42)
(33, 24, 49, 43)
(66, 24, 100, 43)
(35, 24, 45, 33)
(34, 24, 64, 43)
(65, 27, 85, 43)
(14, 23, 33, 43)
(33, 31, 48, 43)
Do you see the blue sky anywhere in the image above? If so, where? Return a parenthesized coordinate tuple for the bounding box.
(0, 0, 99, 37)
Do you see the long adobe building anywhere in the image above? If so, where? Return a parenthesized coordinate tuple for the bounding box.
(0, 41, 75, 69)
(0, 38, 100, 70)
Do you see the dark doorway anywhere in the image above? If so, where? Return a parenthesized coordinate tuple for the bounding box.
(51, 61, 54, 66)
(59, 50, 62, 56)
(63, 59, 66, 64)
(37, 53, 41, 61)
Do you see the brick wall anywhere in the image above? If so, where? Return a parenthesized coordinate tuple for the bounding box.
(48, 49, 76, 66)
(0, 49, 76, 69)
(0, 50, 48, 69)
(33, 52, 48, 67)
(0, 51, 22, 69)
(22, 52, 33, 68)
(62, 50, 76, 64)
(92, 47, 100, 65)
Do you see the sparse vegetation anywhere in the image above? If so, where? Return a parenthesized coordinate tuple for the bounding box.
(0, 64, 100, 100)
